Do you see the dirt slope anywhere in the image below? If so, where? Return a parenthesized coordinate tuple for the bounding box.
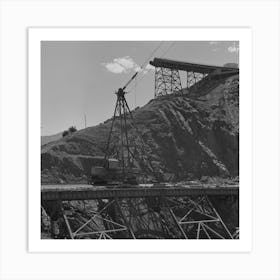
(41, 132, 62, 146)
(41, 74, 239, 184)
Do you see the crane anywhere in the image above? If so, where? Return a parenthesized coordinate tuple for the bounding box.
(89, 79, 157, 185)
(88, 42, 168, 185)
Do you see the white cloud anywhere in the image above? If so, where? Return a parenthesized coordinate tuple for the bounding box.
(103, 56, 154, 75)
(104, 62, 127, 74)
(103, 56, 140, 74)
(228, 42, 239, 53)
(114, 56, 136, 69)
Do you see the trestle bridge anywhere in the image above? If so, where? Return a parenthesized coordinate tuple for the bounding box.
(41, 184, 239, 240)
(150, 57, 239, 97)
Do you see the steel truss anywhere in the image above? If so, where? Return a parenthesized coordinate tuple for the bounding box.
(154, 66, 210, 98)
(186, 72, 208, 89)
(105, 88, 157, 181)
(62, 199, 134, 239)
(61, 195, 234, 239)
(154, 67, 182, 97)
(165, 195, 233, 239)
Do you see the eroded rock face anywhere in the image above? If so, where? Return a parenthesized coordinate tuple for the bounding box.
(41, 75, 239, 183)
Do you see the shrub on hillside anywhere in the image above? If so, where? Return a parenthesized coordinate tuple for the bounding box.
(62, 130, 69, 138)
(69, 126, 77, 133)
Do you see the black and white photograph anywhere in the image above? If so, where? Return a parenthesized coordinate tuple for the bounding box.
(40, 40, 240, 240)
(2, 0, 280, 279)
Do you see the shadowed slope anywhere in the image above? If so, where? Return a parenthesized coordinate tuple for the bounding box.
(41, 75, 239, 184)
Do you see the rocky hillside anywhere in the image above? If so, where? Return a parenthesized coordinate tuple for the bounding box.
(41, 74, 239, 184)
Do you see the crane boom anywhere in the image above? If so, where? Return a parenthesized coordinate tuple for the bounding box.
(122, 72, 138, 90)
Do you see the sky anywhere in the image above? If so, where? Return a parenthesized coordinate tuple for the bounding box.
(41, 41, 239, 136)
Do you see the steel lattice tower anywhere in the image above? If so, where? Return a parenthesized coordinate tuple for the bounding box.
(104, 88, 157, 181)
(150, 57, 239, 99)
(154, 67, 183, 97)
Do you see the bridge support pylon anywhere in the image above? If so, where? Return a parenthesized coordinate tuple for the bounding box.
(48, 194, 235, 239)
(154, 67, 182, 97)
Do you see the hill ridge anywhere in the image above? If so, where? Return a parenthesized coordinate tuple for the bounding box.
(41, 74, 239, 184)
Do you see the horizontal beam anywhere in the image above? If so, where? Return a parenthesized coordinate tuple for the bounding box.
(150, 58, 239, 74)
(41, 184, 239, 201)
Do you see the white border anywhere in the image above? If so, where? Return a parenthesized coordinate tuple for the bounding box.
(28, 27, 252, 253)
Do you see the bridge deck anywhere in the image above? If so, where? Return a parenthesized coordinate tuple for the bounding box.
(150, 58, 239, 73)
(41, 184, 239, 201)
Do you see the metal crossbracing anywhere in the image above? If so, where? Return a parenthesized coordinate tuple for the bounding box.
(103, 88, 160, 183)
(150, 57, 239, 98)
(153, 65, 210, 97)
(54, 194, 236, 239)
(154, 67, 183, 97)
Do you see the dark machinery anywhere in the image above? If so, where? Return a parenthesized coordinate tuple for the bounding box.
(88, 156, 122, 185)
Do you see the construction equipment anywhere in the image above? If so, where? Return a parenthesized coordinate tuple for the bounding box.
(88, 156, 121, 185)
(88, 87, 155, 185)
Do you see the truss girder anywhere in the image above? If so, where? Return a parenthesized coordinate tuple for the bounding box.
(52, 194, 236, 239)
(155, 67, 182, 97)
(154, 66, 210, 98)
(186, 71, 208, 89)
